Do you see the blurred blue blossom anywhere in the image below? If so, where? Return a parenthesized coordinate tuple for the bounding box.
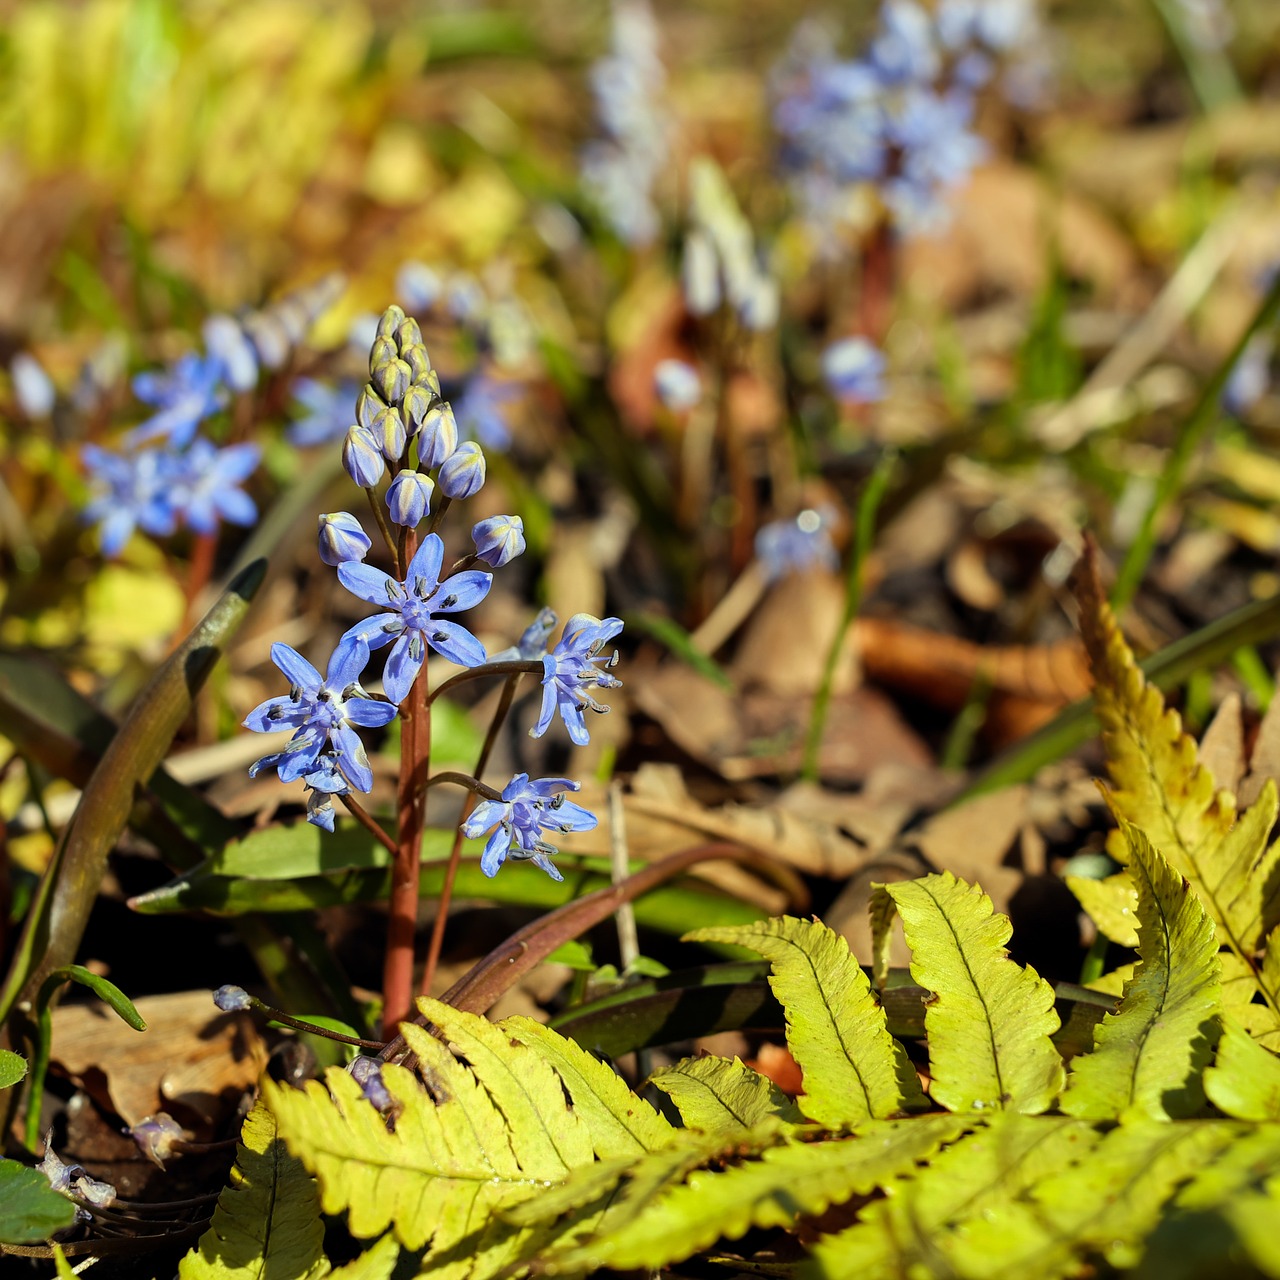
(869, 0, 939, 85)
(11, 352, 55, 418)
(756, 508, 840, 583)
(396, 261, 442, 313)
(289, 378, 360, 447)
(582, 0, 669, 246)
(461, 773, 598, 882)
(1223, 332, 1273, 417)
(203, 314, 259, 393)
(454, 369, 516, 449)
(532, 614, 624, 746)
(244, 637, 396, 795)
(654, 359, 702, 412)
(129, 353, 226, 447)
(81, 445, 178, 556)
(490, 607, 558, 663)
(339, 532, 492, 702)
(822, 336, 887, 402)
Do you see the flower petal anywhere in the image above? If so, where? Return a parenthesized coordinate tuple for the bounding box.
(405, 532, 445, 591)
(462, 799, 509, 838)
(338, 562, 404, 608)
(344, 696, 398, 728)
(332, 723, 373, 792)
(276, 730, 324, 781)
(325, 635, 370, 690)
(271, 643, 322, 691)
(382, 633, 423, 705)
(243, 696, 310, 733)
(342, 612, 402, 651)
(435, 569, 493, 613)
(424, 619, 487, 668)
(530, 667, 559, 739)
(481, 827, 513, 877)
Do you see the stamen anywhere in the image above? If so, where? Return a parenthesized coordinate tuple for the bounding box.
(441, 594, 458, 609)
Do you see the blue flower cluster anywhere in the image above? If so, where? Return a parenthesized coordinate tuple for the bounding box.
(80, 276, 344, 556)
(772, 0, 1041, 243)
(244, 302, 623, 871)
(581, 0, 670, 247)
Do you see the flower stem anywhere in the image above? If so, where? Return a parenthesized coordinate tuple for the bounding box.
(420, 673, 521, 996)
(365, 485, 401, 577)
(383, 531, 429, 1035)
(423, 770, 503, 801)
(338, 793, 397, 857)
(426, 659, 542, 704)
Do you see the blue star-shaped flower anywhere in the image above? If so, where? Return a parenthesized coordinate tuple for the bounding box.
(81, 444, 179, 556)
(531, 614, 623, 746)
(461, 773, 598, 881)
(169, 439, 261, 536)
(338, 533, 491, 704)
(129, 353, 226, 447)
(243, 638, 397, 792)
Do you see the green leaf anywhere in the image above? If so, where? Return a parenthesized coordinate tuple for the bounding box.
(327, 1233, 399, 1278)
(1067, 873, 1139, 947)
(0, 1158, 77, 1244)
(687, 917, 924, 1125)
(649, 1056, 804, 1135)
(625, 613, 734, 691)
(502, 1017, 674, 1157)
(1061, 823, 1222, 1121)
(50, 964, 146, 1030)
(51, 1243, 75, 1278)
(0, 1049, 27, 1089)
(0, 560, 266, 1026)
(1204, 1019, 1280, 1120)
(814, 1115, 1099, 1277)
(178, 1102, 326, 1279)
(873, 872, 1065, 1114)
(539, 1116, 966, 1276)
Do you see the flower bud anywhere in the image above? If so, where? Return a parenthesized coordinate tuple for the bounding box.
(439, 440, 486, 499)
(213, 984, 251, 1012)
(350, 1055, 393, 1110)
(318, 511, 372, 566)
(373, 357, 411, 407)
(395, 317, 423, 351)
(376, 304, 406, 340)
(355, 384, 387, 430)
(129, 1113, 187, 1169)
(368, 336, 397, 374)
(343, 424, 386, 488)
(402, 382, 434, 431)
(403, 342, 432, 384)
(472, 514, 525, 567)
(654, 359, 701, 412)
(417, 402, 458, 470)
(386, 469, 434, 527)
(372, 406, 407, 462)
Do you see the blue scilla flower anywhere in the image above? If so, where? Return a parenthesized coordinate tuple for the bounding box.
(869, 0, 939, 86)
(129, 353, 226, 447)
(244, 637, 396, 793)
(883, 86, 985, 233)
(454, 370, 516, 450)
(461, 774, 598, 882)
(169, 439, 261, 536)
(81, 444, 179, 556)
(822, 337, 886, 403)
(299, 752, 353, 832)
(338, 533, 492, 702)
(531, 614, 623, 746)
(756, 508, 839, 584)
(202, 315, 259, 394)
(289, 378, 361, 447)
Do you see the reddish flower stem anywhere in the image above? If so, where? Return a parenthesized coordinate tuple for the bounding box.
(419, 673, 521, 997)
(382, 529, 430, 1036)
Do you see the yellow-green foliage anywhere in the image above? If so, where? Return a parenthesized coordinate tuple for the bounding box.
(1073, 556, 1280, 1040)
(225, 850, 1280, 1278)
(872, 872, 1065, 1114)
(179, 1102, 327, 1279)
(1061, 823, 1222, 1122)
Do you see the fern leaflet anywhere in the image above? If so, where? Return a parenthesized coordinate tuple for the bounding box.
(1205, 1019, 1280, 1120)
(179, 1102, 326, 1280)
(687, 916, 924, 1124)
(1067, 873, 1138, 947)
(872, 871, 1065, 1114)
(1061, 823, 1221, 1121)
(649, 1055, 804, 1135)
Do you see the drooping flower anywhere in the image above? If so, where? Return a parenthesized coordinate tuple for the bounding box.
(338, 533, 492, 702)
(461, 773, 598, 882)
(243, 637, 396, 792)
(128, 1113, 187, 1169)
(531, 614, 624, 746)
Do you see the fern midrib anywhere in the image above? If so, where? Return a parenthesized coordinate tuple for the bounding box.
(920, 880, 1005, 1106)
(1122, 850, 1175, 1113)
(1116, 699, 1275, 1017)
(669, 1075, 757, 1130)
(770, 933, 877, 1116)
(304, 1133, 544, 1188)
(254, 1121, 280, 1280)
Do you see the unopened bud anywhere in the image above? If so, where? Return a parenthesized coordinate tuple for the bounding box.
(318, 511, 372, 566)
(343, 425, 386, 488)
(472, 514, 525, 567)
(438, 440, 486, 499)
(386, 470, 433, 528)
(373, 358, 411, 407)
(376, 305, 406, 340)
(417, 402, 458, 470)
